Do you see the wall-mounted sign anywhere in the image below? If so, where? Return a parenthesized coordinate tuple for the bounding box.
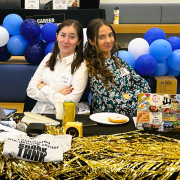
(25, 0, 39, 9)
(53, 0, 67, 9)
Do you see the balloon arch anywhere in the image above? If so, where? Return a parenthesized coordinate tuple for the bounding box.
(1, 14, 180, 85)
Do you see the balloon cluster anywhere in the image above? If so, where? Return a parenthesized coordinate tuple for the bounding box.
(0, 14, 57, 64)
(118, 28, 180, 79)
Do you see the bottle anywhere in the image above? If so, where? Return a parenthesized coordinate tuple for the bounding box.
(62, 101, 76, 127)
(113, 7, 119, 24)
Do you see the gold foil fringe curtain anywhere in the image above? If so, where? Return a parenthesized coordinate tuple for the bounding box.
(1, 127, 180, 180)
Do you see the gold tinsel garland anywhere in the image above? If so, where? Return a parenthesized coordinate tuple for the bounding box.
(0, 125, 180, 180)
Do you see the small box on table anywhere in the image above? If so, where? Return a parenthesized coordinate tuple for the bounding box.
(155, 76, 177, 94)
(64, 122, 83, 137)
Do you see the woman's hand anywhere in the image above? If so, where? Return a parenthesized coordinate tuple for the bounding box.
(37, 82, 46, 90)
(60, 85, 74, 95)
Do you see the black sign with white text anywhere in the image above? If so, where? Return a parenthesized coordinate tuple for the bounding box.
(26, 13, 65, 26)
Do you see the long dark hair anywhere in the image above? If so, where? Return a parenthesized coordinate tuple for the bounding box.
(46, 19, 84, 74)
(84, 18, 120, 88)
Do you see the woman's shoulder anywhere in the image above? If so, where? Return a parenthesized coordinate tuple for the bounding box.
(73, 60, 88, 74)
(40, 53, 52, 64)
(80, 60, 88, 68)
(117, 56, 134, 70)
(117, 57, 127, 64)
(36, 53, 52, 68)
(44, 53, 52, 61)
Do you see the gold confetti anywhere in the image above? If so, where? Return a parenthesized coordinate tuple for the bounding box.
(1, 127, 180, 179)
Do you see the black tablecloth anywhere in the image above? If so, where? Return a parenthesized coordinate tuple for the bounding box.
(48, 114, 136, 136)
(17, 113, 136, 136)
(41, 114, 180, 139)
(17, 113, 180, 139)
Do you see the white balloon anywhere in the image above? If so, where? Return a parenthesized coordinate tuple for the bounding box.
(128, 38, 149, 60)
(83, 28, 87, 48)
(0, 26, 9, 47)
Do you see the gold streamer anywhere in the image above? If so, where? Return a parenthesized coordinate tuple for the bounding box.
(1, 126, 180, 179)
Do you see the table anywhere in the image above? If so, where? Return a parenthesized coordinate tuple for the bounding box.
(45, 114, 136, 136)
(1, 114, 180, 179)
(15, 113, 180, 139)
(42, 114, 180, 140)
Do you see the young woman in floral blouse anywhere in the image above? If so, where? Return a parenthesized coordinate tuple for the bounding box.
(84, 19, 151, 117)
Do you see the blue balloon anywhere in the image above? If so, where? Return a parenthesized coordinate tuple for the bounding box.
(0, 44, 11, 61)
(167, 36, 180, 51)
(41, 22, 57, 42)
(7, 35, 28, 55)
(20, 19, 40, 41)
(167, 49, 180, 71)
(144, 28, 166, 45)
(3, 14, 23, 35)
(135, 54, 157, 75)
(149, 39, 172, 61)
(152, 60, 169, 76)
(24, 39, 45, 65)
(44, 41, 49, 47)
(166, 66, 180, 77)
(45, 41, 55, 55)
(118, 50, 135, 69)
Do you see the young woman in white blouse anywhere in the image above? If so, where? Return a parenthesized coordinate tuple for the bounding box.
(27, 19, 88, 114)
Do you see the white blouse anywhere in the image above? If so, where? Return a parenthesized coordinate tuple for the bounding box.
(27, 53, 88, 114)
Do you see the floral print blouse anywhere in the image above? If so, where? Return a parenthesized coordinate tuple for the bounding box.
(89, 57, 151, 117)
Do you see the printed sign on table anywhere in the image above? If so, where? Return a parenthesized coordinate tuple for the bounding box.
(53, 0, 67, 9)
(25, 0, 39, 9)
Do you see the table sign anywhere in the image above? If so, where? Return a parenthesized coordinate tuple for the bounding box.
(53, 0, 67, 9)
(25, 0, 39, 9)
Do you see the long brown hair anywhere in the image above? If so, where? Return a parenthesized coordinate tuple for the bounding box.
(46, 19, 84, 74)
(84, 18, 120, 88)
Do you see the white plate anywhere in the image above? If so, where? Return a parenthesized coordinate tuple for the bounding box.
(89, 113, 129, 125)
